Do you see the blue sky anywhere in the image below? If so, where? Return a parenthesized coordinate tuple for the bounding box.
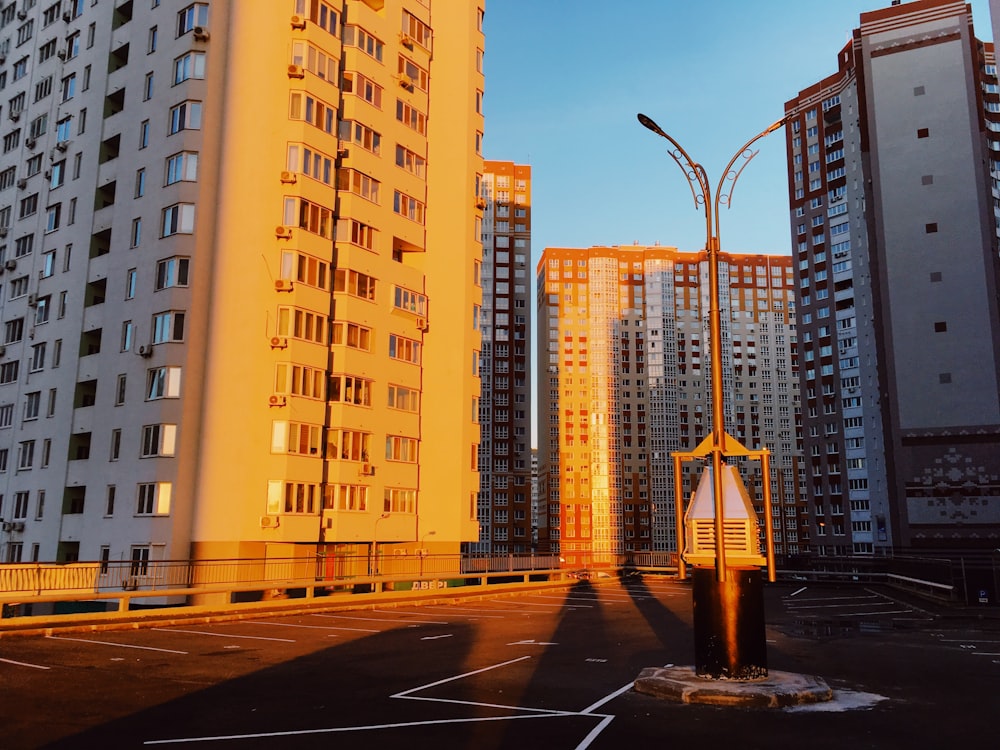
(483, 0, 995, 265)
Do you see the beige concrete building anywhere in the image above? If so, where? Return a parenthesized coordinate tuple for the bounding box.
(0, 0, 484, 568)
(536, 245, 805, 567)
(469, 160, 532, 553)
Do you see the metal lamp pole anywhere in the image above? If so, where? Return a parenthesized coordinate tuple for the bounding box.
(637, 112, 785, 678)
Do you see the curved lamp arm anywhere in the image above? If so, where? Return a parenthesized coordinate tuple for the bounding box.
(637, 113, 711, 213)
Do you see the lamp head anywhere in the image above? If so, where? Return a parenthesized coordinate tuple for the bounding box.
(637, 112, 667, 138)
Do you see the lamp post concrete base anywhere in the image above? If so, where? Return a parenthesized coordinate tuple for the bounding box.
(634, 665, 832, 708)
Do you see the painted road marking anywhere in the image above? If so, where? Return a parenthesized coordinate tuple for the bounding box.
(369, 610, 454, 623)
(790, 586, 808, 597)
(312, 613, 446, 625)
(243, 621, 378, 633)
(398, 606, 505, 619)
(0, 656, 51, 670)
(373, 608, 503, 619)
(785, 595, 882, 603)
(151, 628, 294, 643)
(145, 656, 627, 749)
(420, 634, 454, 641)
(508, 639, 558, 646)
(786, 601, 903, 610)
(420, 605, 534, 615)
(518, 595, 594, 607)
(47, 635, 188, 655)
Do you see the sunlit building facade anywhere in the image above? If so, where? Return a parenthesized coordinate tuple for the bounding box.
(0, 0, 484, 566)
(784, 0, 1000, 557)
(467, 160, 532, 553)
(536, 245, 805, 566)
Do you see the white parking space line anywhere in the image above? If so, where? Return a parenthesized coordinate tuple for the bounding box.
(373, 608, 504, 619)
(421, 634, 454, 641)
(937, 639, 1000, 644)
(151, 628, 294, 643)
(784, 595, 882, 603)
(789, 586, 808, 597)
(487, 599, 573, 608)
(420, 605, 529, 615)
(786, 601, 903, 610)
(831, 609, 916, 617)
(0, 656, 51, 670)
(517, 595, 594, 606)
(398, 604, 504, 620)
(242, 621, 378, 633)
(47, 635, 188, 655)
(311, 613, 445, 625)
(372, 609, 484, 625)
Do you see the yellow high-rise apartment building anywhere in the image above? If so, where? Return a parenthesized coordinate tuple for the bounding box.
(537, 246, 806, 566)
(0, 0, 484, 568)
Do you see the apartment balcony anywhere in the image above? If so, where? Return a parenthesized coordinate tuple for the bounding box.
(92, 205, 114, 236)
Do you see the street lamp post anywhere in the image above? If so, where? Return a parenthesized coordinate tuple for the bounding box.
(370, 512, 390, 578)
(637, 112, 785, 679)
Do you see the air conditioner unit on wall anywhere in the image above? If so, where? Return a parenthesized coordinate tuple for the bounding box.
(260, 516, 279, 528)
(287, 64, 305, 79)
(270, 336, 288, 349)
(193, 26, 210, 41)
(290, 15, 306, 29)
(279, 171, 297, 184)
(275, 226, 292, 239)
(274, 279, 294, 292)
(269, 394, 287, 407)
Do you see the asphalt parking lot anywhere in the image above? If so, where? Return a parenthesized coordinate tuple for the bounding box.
(1, 577, 997, 749)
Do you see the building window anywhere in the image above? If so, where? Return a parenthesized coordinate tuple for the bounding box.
(60, 73, 76, 101)
(173, 51, 205, 84)
(270, 420, 321, 456)
(176, 2, 208, 37)
(328, 374, 372, 406)
(161, 203, 195, 236)
(137, 482, 172, 515)
(288, 92, 337, 134)
(330, 321, 370, 350)
(152, 310, 186, 343)
(336, 168, 380, 203)
(18, 439, 35, 469)
(146, 366, 182, 400)
(388, 384, 419, 412)
(141, 424, 177, 457)
(266, 480, 320, 515)
(388, 334, 421, 364)
(385, 435, 418, 462)
(934, 321, 947, 333)
(283, 197, 332, 238)
(329, 429, 370, 462)
(155, 256, 190, 289)
(165, 151, 198, 184)
(126, 268, 137, 299)
(342, 71, 382, 108)
(168, 101, 202, 134)
(917, 127, 929, 139)
(392, 190, 425, 223)
(343, 25, 383, 61)
(395, 99, 426, 134)
(925, 222, 938, 234)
